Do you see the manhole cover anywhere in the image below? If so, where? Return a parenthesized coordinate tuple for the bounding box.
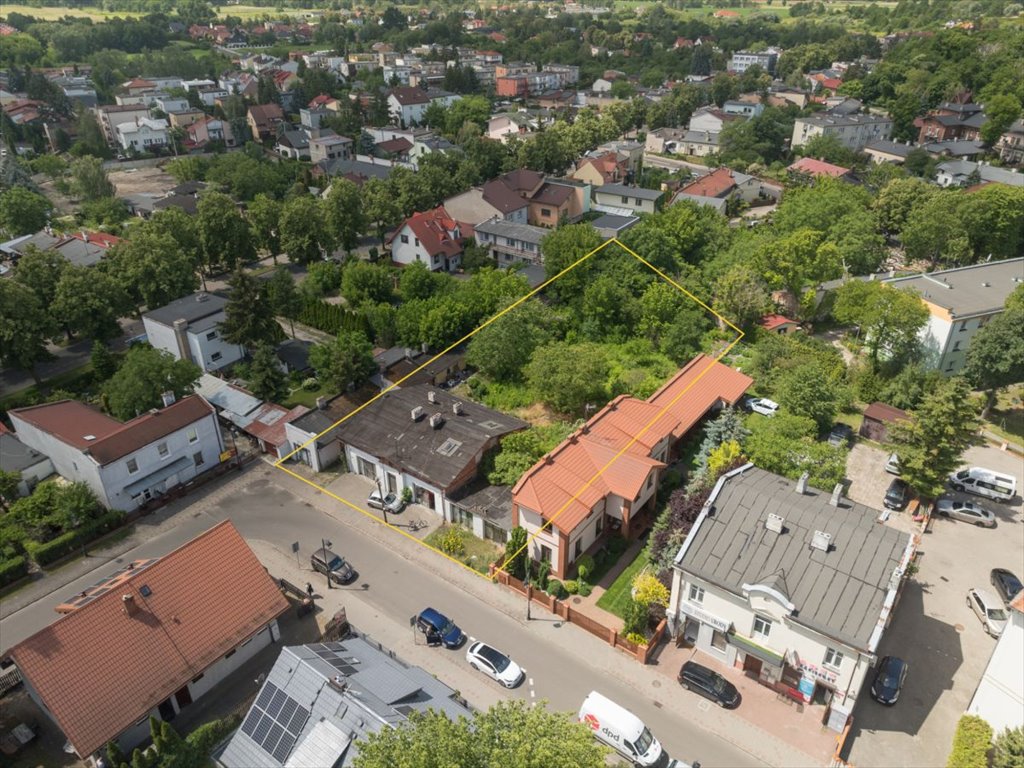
(653, 700, 663, 708)
(955, 623, 965, 632)
(553, 621, 563, 628)
(573, 597, 582, 604)
(652, 680, 661, 688)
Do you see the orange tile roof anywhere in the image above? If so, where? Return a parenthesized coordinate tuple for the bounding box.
(680, 167, 740, 199)
(513, 355, 752, 533)
(759, 313, 797, 331)
(8, 521, 288, 759)
(788, 157, 850, 178)
(388, 206, 463, 257)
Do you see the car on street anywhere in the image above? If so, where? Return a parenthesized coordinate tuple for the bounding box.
(966, 587, 1009, 637)
(991, 568, 1023, 604)
(367, 489, 405, 514)
(827, 423, 854, 447)
(678, 661, 741, 709)
(745, 397, 779, 417)
(883, 478, 910, 511)
(935, 497, 996, 528)
(465, 640, 524, 688)
(310, 547, 357, 585)
(870, 656, 909, 705)
(416, 607, 466, 649)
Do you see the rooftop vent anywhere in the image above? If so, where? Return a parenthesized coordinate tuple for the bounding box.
(410, 406, 424, 422)
(122, 594, 137, 616)
(765, 513, 784, 534)
(83, 434, 96, 441)
(981, 281, 990, 287)
(452, 401, 463, 415)
(429, 413, 444, 429)
(811, 530, 832, 552)
(404, 348, 417, 361)
(427, 390, 437, 404)
(160, 390, 176, 408)
(196, 293, 209, 302)
(829, 483, 844, 507)
(795, 472, 809, 495)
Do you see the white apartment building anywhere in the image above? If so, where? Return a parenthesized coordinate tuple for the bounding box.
(791, 112, 893, 150)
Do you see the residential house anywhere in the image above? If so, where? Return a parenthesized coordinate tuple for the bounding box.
(512, 355, 752, 578)
(194, 84, 229, 107)
(591, 213, 639, 239)
(669, 192, 727, 215)
(572, 150, 630, 187)
(116, 116, 169, 153)
(676, 167, 760, 204)
(768, 86, 810, 109)
(8, 394, 223, 512)
(597, 140, 644, 171)
(0, 424, 54, 497)
(152, 95, 189, 114)
(386, 87, 459, 127)
(443, 175, 531, 234)
(864, 139, 912, 165)
(96, 103, 151, 143)
(529, 179, 589, 227)
(882, 258, 1024, 374)
(275, 129, 311, 160)
(219, 636, 475, 768)
(375, 137, 413, 162)
(592, 183, 664, 216)
(934, 159, 1024, 188)
(923, 139, 986, 161)
(914, 102, 987, 144)
(646, 127, 720, 158)
(689, 106, 742, 135)
(728, 49, 779, 74)
(276, 339, 313, 375)
(996, 119, 1024, 165)
(185, 116, 235, 148)
(787, 157, 852, 181)
(142, 292, 245, 372)
(759, 314, 800, 335)
(247, 103, 286, 141)
(791, 113, 893, 151)
(121, 77, 156, 97)
(310, 132, 353, 164)
(473, 216, 547, 266)
(858, 402, 908, 443)
(487, 112, 537, 143)
(668, 465, 915, 729)
(53, 74, 97, 109)
(388, 206, 463, 272)
(8, 521, 287, 764)
(967, 592, 1024, 734)
(723, 99, 764, 118)
(0, 230, 121, 268)
(169, 108, 206, 129)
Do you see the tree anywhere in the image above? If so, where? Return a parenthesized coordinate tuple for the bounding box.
(399, 261, 448, 302)
(632, 572, 670, 607)
(707, 439, 743, 480)
(800, 134, 857, 167)
(0, 470, 21, 513)
(247, 343, 288, 402)
(341, 262, 393, 308)
(696, 407, 749, 475)
(106, 229, 199, 313)
(265, 266, 303, 337)
(540, 224, 604, 303)
(755, 228, 842, 309)
(504, 526, 528, 579)
(980, 94, 1022, 147)
(419, 296, 473, 350)
(353, 701, 607, 768)
(219, 270, 280, 350)
(467, 299, 557, 382)
(873, 177, 938, 237)
(103, 346, 201, 420)
(309, 330, 376, 393)
(70, 156, 115, 201)
(775, 362, 843, 432)
(526, 342, 609, 416)
(52, 266, 130, 342)
(890, 378, 980, 501)
(833, 281, 929, 371)
(13, 246, 66, 309)
(196, 191, 254, 274)
(744, 413, 848, 491)
(71, 111, 110, 158)
(148, 207, 203, 281)
(362, 177, 402, 246)
(0, 279, 54, 383)
(902, 191, 970, 268)
(279, 195, 332, 264)
(248, 194, 283, 262)
(963, 301, 1024, 416)
(0, 187, 50, 236)
(993, 726, 1024, 768)
(947, 715, 993, 768)
(91, 340, 117, 381)
(712, 264, 772, 332)
(323, 179, 365, 254)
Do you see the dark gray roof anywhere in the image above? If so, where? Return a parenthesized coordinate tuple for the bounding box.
(864, 139, 911, 158)
(153, 194, 199, 215)
(53, 238, 106, 268)
(924, 139, 984, 157)
(798, 112, 891, 128)
(448, 479, 513, 529)
(318, 158, 393, 181)
(0, 432, 50, 473)
(218, 636, 473, 768)
(515, 263, 547, 288)
(144, 292, 228, 327)
(473, 217, 546, 245)
(590, 213, 639, 233)
(675, 465, 911, 650)
(597, 183, 663, 201)
(333, 383, 527, 491)
(277, 339, 313, 372)
(883, 258, 1024, 318)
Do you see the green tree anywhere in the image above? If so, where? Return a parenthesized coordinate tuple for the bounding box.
(696, 407, 749, 476)
(744, 414, 848, 491)
(70, 156, 115, 201)
(833, 281, 929, 371)
(540, 224, 604, 303)
(106, 229, 199, 313)
(467, 299, 557, 382)
(526, 342, 609, 416)
(91, 340, 117, 381)
(980, 94, 1022, 147)
(993, 726, 1024, 768)
(518, 129, 574, 175)
(148, 207, 203, 283)
(504, 526, 528, 579)
(280, 194, 332, 264)
(712, 264, 772, 332)
(265, 266, 303, 337)
(323, 179, 365, 253)
(958, 184, 1024, 263)
(902, 191, 971, 268)
(362, 177, 402, 246)
(0, 187, 50, 236)
(873, 177, 939, 237)
(247, 343, 288, 402)
(196, 191, 254, 274)
(580, 275, 638, 343)
(71, 111, 110, 158)
(947, 715, 994, 768)
(0, 279, 53, 383)
(963, 301, 1024, 416)
(890, 378, 980, 501)
(353, 701, 607, 768)
(248, 193, 283, 262)
(13, 246, 66, 309)
(103, 346, 201, 420)
(755, 229, 842, 310)
(399, 260, 448, 302)
(800, 134, 857, 167)
(309, 329, 376, 392)
(52, 266, 129, 342)
(775, 362, 843, 432)
(420, 295, 473, 350)
(341, 261, 393, 308)
(219, 270, 281, 350)
(487, 424, 572, 486)
(0, 470, 21, 513)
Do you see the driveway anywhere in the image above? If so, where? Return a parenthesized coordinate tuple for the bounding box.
(844, 442, 1024, 767)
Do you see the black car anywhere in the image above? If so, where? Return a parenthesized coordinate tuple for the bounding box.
(991, 568, 1023, 604)
(310, 547, 357, 585)
(827, 423, 854, 447)
(678, 661, 740, 709)
(870, 656, 908, 705)
(884, 478, 910, 511)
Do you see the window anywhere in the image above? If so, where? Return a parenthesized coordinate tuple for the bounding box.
(157, 442, 169, 457)
(193, 451, 205, 467)
(959, 320, 968, 332)
(539, 544, 552, 563)
(688, 584, 705, 604)
(952, 340, 960, 352)
(414, 238, 420, 246)
(621, 195, 629, 203)
(211, 352, 222, 362)
(224, 649, 236, 660)
(710, 630, 727, 651)
(541, 208, 551, 217)
(187, 428, 198, 444)
(824, 648, 844, 669)
(126, 458, 139, 474)
(433, 255, 439, 264)
(206, 331, 217, 341)
(646, 473, 654, 490)
(574, 538, 583, 559)
(752, 615, 772, 640)
(596, 515, 603, 535)
(400, 234, 409, 244)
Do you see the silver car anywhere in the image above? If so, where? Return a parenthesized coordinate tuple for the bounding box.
(368, 489, 406, 514)
(935, 497, 996, 527)
(967, 588, 1008, 637)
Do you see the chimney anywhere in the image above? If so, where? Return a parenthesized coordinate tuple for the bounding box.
(811, 530, 832, 552)
(196, 293, 209, 302)
(405, 347, 416, 360)
(427, 390, 437, 404)
(160, 391, 176, 407)
(795, 472, 809, 495)
(829, 483, 844, 507)
(765, 512, 784, 534)
(452, 401, 463, 415)
(172, 318, 194, 364)
(122, 594, 137, 616)
(429, 413, 444, 429)
(421, 342, 429, 354)
(411, 406, 424, 421)
(316, 396, 328, 410)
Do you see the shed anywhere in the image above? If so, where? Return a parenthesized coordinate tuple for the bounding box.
(859, 402, 909, 442)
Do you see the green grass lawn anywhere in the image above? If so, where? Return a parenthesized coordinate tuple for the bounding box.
(596, 549, 649, 619)
(985, 385, 1024, 445)
(1, 3, 143, 18)
(281, 380, 332, 409)
(424, 525, 502, 574)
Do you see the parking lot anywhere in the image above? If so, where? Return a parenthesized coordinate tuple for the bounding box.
(844, 443, 1024, 767)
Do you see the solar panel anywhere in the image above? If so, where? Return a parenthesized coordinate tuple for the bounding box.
(243, 678, 311, 763)
(279, 697, 297, 725)
(251, 713, 272, 746)
(240, 709, 261, 738)
(267, 688, 287, 718)
(272, 733, 296, 764)
(288, 705, 309, 734)
(255, 683, 277, 711)
(263, 722, 284, 753)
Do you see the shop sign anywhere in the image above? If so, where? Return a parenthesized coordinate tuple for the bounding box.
(798, 660, 838, 685)
(679, 602, 732, 633)
(797, 677, 815, 699)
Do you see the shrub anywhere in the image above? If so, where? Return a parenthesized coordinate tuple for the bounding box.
(623, 597, 650, 636)
(401, 487, 413, 503)
(606, 535, 628, 558)
(23, 510, 125, 567)
(577, 581, 592, 597)
(302, 377, 319, 391)
(562, 579, 579, 594)
(437, 526, 466, 557)
(632, 571, 670, 607)
(625, 632, 647, 646)
(186, 713, 243, 755)
(534, 560, 551, 591)
(947, 715, 993, 768)
(993, 726, 1024, 768)
(0, 556, 28, 588)
(546, 579, 568, 599)
(576, 553, 596, 582)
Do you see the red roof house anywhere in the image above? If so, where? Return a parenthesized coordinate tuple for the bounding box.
(387, 206, 464, 272)
(787, 157, 852, 179)
(759, 313, 800, 334)
(678, 167, 742, 199)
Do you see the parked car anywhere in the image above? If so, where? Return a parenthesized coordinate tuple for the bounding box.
(416, 607, 466, 649)
(677, 661, 740, 709)
(827, 423, 854, 447)
(966, 588, 1009, 637)
(310, 547, 357, 585)
(465, 640, 524, 688)
(934, 497, 996, 528)
(870, 656, 908, 705)
(883, 478, 910, 511)
(367, 489, 405, 514)
(990, 568, 1023, 604)
(745, 397, 779, 417)
(948, 467, 1016, 502)
(884, 453, 901, 476)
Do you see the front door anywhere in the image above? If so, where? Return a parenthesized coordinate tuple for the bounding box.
(158, 698, 176, 722)
(174, 685, 193, 710)
(386, 473, 398, 494)
(743, 655, 763, 678)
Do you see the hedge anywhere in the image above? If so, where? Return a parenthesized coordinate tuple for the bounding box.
(0, 556, 28, 589)
(24, 510, 126, 567)
(947, 715, 993, 768)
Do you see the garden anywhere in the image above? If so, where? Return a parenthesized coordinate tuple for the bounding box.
(424, 524, 504, 575)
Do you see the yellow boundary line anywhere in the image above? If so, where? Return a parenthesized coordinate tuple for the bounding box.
(271, 237, 743, 580)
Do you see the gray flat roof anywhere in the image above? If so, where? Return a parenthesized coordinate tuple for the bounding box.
(884, 258, 1024, 318)
(936, 159, 1024, 187)
(675, 465, 910, 650)
(598, 183, 663, 201)
(473, 217, 547, 245)
(590, 213, 639, 232)
(144, 292, 228, 327)
(799, 112, 891, 127)
(0, 432, 50, 473)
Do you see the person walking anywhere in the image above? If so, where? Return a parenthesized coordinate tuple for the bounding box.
(306, 582, 315, 599)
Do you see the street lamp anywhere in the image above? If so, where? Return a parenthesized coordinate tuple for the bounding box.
(374, 476, 389, 526)
(321, 537, 332, 590)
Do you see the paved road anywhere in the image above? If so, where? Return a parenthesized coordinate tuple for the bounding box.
(0, 464, 766, 768)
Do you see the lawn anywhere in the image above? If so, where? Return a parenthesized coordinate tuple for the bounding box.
(424, 525, 503, 575)
(985, 384, 1024, 445)
(596, 549, 649, 619)
(1, 4, 142, 19)
(281, 380, 332, 409)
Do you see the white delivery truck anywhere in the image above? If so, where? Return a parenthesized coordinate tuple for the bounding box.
(579, 691, 698, 768)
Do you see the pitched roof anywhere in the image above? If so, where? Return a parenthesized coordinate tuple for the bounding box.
(376, 137, 413, 154)
(499, 168, 544, 195)
(389, 86, 431, 106)
(10, 396, 214, 465)
(759, 313, 798, 331)
(787, 157, 850, 178)
(679, 167, 740, 199)
(513, 355, 752, 533)
(862, 402, 909, 424)
(531, 182, 575, 206)
(8, 521, 288, 758)
(481, 178, 529, 213)
(390, 206, 462, 257)
(248, 103, 285, 128)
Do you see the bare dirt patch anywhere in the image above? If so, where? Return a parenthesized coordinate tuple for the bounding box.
(109, 166, 176, 197)
(514, 402, 559, 427)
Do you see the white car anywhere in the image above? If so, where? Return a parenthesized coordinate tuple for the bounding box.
(967, 588, 1008, 637)
(747, 397, 779, 417)
(466, 640, 524, 688)
(367, 489, 405, 514)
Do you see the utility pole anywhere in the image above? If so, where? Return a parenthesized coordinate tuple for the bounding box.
(374, 476, 389, 526)
(321, 537, 332, 589)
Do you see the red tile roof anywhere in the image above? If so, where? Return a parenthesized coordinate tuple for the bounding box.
(513, 355, 752, 533)
(244, 403, 310, 449)
(862, 402, 909, 424)
(788, 157, 851, 178)
(759, 313, 798, 331)
(388, 206, 463, 257)
(8, 521, 288, 759)
(679, 167, 740, 199)
(308, 93, 335, 108)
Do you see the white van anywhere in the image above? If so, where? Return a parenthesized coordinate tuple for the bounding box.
(949, 467, 1016, 502)
(579, 691, 689, 768)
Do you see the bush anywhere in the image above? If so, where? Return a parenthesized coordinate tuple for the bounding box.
(947, 715, 993, 768)
(562, 579, 579, 594)
(534, 560, 551, 591)
(0, 556, 28, 588)
(437, 526, 466, 557)
(606, 535, 628, 558)
(24, 509, 125, 567)
(577, 581, 592, 597)
(186, 713, 243, 755)
(546, 579, 567, 599)
(625, 631, 647, 646)
(993, 726, 1024, 768)
(576, 553, 596, 582)
(302, 377, 320, 391)
(622, 597, 649, 636)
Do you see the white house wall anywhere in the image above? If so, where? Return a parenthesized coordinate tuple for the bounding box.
(15, 456, 55, 496)
(967, 610, 1024, 733)
(518, 505, 562, 564)
(8, 416, 109, 505)
(345, 444, 446, 518)
(142, 317, 183, 361)
(187, 329, 245, 372)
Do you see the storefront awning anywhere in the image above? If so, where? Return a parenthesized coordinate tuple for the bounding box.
(729, 632, 785, 667)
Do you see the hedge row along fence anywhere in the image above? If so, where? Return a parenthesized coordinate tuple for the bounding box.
(22, 509, 126, 568)
(0, 556, 28, 589)
(298, 299, 372, 337)
(947, 715, 993, 768)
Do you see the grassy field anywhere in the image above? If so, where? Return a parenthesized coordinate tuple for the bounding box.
(0, 4, 143, 19)
(985, 384, 1024, 445)
(424, 525, 502, 574)
(595, 549, 649, 619)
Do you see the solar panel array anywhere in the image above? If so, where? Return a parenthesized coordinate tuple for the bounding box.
(312, 643, 361, 676)
(240, 681, 309, 763)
